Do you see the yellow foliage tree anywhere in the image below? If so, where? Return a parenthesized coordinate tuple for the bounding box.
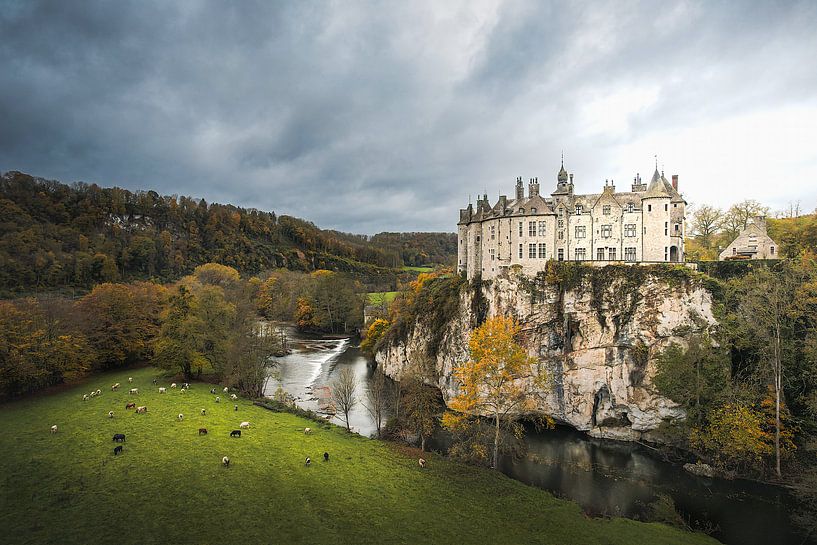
(691, 403, 773, 469)
(360, 318, 390, 356)
(444, 315, 547, 468)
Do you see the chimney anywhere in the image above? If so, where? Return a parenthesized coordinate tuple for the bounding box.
(498, 195, 507, 212)
(528, 177, 539, 198)
(515, 176, 524, 201)
(671, 174, 678, 190)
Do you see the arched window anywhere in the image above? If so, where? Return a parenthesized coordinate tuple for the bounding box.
(519, 208, 525, 214)
(531, 207, 537, 214)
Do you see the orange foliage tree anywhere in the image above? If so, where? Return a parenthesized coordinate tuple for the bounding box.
(443, 315, 548, 468)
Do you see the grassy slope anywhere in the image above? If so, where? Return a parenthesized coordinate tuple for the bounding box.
(366, 291, 398, 305)
(400, 266, 434, 272)
(0, 368, 718, 545)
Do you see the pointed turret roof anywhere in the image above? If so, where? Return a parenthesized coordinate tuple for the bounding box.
(557, 156, 568, 182)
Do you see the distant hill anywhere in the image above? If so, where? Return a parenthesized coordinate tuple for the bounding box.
(0, 171, 455, 294)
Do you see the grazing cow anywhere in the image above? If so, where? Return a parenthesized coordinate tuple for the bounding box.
(183, 383, 190, 389)
(178, 414, 184, 421)
(215, 396, 220, 403)
(113, 445, 123, 455)
(108, 411, 114, 419)
(111, 383, 120, 391)
(95, 389, 102, 396)
(198, 428, 208, 435)
(418, 458, 426, 468)
(323, 452, 329, 462)
(89, 391, 96, 398)
(201, 408, 206, 416)
(158, 387, 167, 394)
(210, 388, 216, 394)
(305, 457, 311, 467)
(180, 388, 186, 394)
(50, 425, 58, 434)
(136, 406, 147, 414)
(223, 387, 229, 393)
(129, 388, 138, 395)
(113, 433, 126, 442)
(230, 394, 237, 401)
(230, 430, 241, 438)
(171, 383, 177, 388)
(234, 405, 238, 411)
(152, 379, 158, 385)
(125, 402, 136, 409)
(239, 421, 250, 429)
(304, 427, 312, 434)
(82, 394, 89, 401)
(222, 456, 230, 467)
(128, 377, 133, 383)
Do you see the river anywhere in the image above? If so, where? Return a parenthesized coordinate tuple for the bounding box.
(263, 326, 810, 545)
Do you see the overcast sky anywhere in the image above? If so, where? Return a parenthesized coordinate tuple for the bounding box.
(2, 1, 816, 233)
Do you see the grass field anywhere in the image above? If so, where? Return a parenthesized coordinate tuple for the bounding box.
(400, 266, 434, 272)
(366, 291, 398, 305)
(0, 367, 718, 545)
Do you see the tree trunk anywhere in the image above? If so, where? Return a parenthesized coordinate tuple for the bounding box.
(344, 410, 351, 431)
(775, 322, 782, 478)
(420, 434, 426, 452)
(493, 413, 500, 469)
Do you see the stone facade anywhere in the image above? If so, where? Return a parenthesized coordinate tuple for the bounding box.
(457, 162, 686, 280)
(719, 216, 779, 260)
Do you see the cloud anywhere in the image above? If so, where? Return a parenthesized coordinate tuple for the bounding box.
(1, 0, 815, 234)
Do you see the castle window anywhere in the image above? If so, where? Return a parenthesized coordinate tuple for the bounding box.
(624, 224, 636, 237)
(538, 221, 546, 236)
(665, 247, 668, 261)
(626, 202, 634, 213)
(529, 221, 536, 236)
(597, 247, 605, 260)
(558, 249, 564, 261)
(490, 225, 495, 240)
(575, 204, 583, 215)
(558, 230, 564, 240)
(558, 219, 564, 229)
(575, 248, 586, 260)
(771, 246, 775, 255)
(733, 247, 737, 255)
(602, 205, 611, 215)
(608, 248, 616, 260)
(476, 236, 480, 242)
(519, 208, 525, 214)
(538, 243, 546, 258)
(489, 249, 495, 260)
(625, 247, 636, 262)
(673, 203, 677, 208)
(531, 208, 537, 214)
(664, 222, 668, 236)
(575, 226, 586, 239)
(601, 225, 612, 238)
(528, 244, 536, 258)
(665, 204, 668, 211)
(675, 224, 680, 233)
(647, 204, 652, 212)
(519, 244, 523, 258)
(518, 222, 523, 237)
(558, 208, 564, 217)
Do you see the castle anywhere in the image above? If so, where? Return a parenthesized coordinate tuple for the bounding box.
(457, 160, 686, 280)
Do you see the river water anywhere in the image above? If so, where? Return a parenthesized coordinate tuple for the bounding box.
(263, 326, 810, 545)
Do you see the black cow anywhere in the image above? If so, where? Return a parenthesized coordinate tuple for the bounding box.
(323, 452, 329, 462)
(305, 457, 311, 467)
(113, 445, 123, 455)
(210, 388, 217, 394)
(230, 430, 241, 438)
(198, 428, 208, 435)
(113, 433, 126, 442)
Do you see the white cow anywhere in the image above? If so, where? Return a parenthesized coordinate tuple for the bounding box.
(171, 383, 177, 388)
(129, 388, 138, 395)
(201, 408, 206, 416)
(128, 377, 133, 383)
(222, 456, 230, 467)
(178, 414, 184, 421)
(111, 383, 120, 391)
(230, 394, 237, 401)
(223, 387, 229, 393)
(303, 427, 312, 434)
(158, 387, 166, 394)
(50, 425, 58, 434)
(108, 411, 114, 418)
(239, 421, 250, 429)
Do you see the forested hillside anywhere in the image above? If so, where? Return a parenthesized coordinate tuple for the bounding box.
(0, 171, 455, 294)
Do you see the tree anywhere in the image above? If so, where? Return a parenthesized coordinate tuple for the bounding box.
(226, 320, 278, 398)
(443, 316, 547, 468)
(331, 367, 357, 431)
(690, 402, 772, 470)
(192, 263, 240, 288)
(401, 376, 442, 451)
(360, 318, 389, 356)
(364, 369, 389, 438)
(721, 200, 770, 242)
(689, 205, 723, 249)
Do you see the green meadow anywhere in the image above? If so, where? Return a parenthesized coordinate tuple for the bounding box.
(0, 367, 717, 545)
(366, 291, 398, 305)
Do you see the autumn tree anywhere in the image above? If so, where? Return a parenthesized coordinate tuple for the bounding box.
(360, 318, 390, 356)
(691, 402, 772, 471)
(443, 315, 547, 468)
(364, 369, 389, 438)
(401, 375, 443, 451)
(331, 367, 358, 431)
(688, 204, 723, 249)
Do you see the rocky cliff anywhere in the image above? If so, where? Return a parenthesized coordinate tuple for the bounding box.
(375, 265, 717, 442)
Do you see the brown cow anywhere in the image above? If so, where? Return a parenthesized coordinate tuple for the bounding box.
(125, 402, 136, 409)
(198, 428, 208, 435)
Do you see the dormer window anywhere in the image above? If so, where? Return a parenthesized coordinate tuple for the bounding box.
(531, 208, 537, 214)
(519, 208, 525, 214)
(626, 203, 634, 213)
(602, 205, 611, 215)
(575, 204, 583, 215)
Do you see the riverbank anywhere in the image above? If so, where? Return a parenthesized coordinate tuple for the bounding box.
(0, 367, 717, 545)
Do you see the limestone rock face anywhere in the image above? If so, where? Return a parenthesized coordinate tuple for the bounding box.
(375, 267, 717, 443)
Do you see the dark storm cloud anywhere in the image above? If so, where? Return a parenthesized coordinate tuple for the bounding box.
(2, 1, 816, 233)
